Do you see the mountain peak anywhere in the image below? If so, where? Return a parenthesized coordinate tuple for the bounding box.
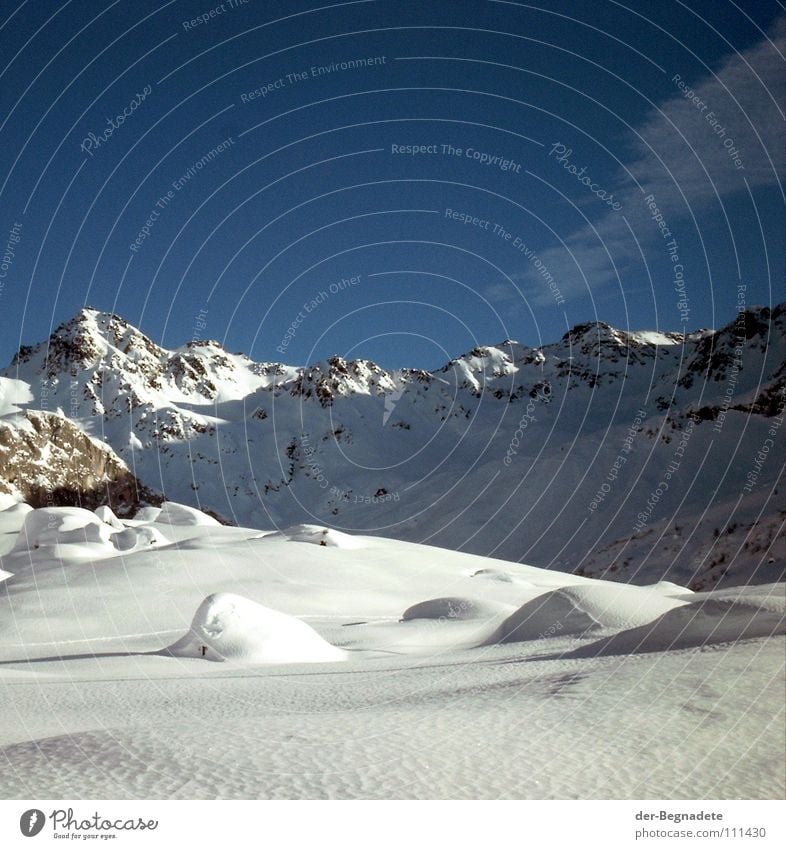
(290, 355, 396, 406)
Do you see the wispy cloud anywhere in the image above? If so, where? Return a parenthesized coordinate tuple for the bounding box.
(629, 14, 784, 204)
(516, 15, 785, 308)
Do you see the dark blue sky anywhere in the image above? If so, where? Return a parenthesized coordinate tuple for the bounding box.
(1, 0, 783, 370)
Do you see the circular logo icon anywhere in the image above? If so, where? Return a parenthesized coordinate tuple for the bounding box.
(19, 809, 46, 837)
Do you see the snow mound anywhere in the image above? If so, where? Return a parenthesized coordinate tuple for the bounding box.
(133, 506, 162, 523)
(0, 493, 24, 511)
(166, 592, 347, 664)
(12, 507, 114, 553)
(271, 524, 365, 549)
(94, 505, 125, 530)
(569, 597, 786, 657)
(0, 500, 32, 527)
(110, 525, 168, 552)
(0, 500, 33, 554)
(645, 580, 694, 597)
(689, 583, 785, 614)
(155, 502, 219, 526)
(402, 597, 514, 622)
(466, 567, 515, 583)
(499, 583, 689, 642)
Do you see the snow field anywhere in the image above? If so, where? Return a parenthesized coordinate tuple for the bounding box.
(0, 502, 782, 799)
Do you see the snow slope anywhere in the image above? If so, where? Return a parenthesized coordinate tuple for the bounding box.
(0, 503, 782, 799)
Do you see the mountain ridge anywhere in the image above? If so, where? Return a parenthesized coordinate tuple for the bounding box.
(2, 302, 783, 590)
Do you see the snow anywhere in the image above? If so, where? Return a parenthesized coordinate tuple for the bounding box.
(2, 305, 783, 591)
(166, 592, 347, 664)
(0, 376, 33, 415)
(109, 524, 168, 552)
(627, 330, 682, 346)
(267, 523, 367, 548)
(0, 501, 31, 573)
(0, 307, 783, 799)
(567, 586, 785, 657)
(0, 507, 782, 799)
(500, 581, 690, 642)
(402, 596, 514, 621)
(12, 506, 115, 553)
(0, 500, 31, 528)
(94, 505, 125, 529)
(155, 501, 220, 526)
(131, 505, 162, 522)
(8, 503, 170, 560)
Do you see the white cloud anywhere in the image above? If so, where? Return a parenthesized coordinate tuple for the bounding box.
(517, 15, 785, 307)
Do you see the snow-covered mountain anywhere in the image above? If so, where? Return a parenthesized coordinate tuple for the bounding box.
(2, 304, 784, 589)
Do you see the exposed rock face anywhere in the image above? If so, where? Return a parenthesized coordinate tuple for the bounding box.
(0, 410, 158, 515)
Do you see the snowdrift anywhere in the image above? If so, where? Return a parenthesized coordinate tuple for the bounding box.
(109, 525, 167, 552)
(0, 501, 32, 562)
(166, 592, 347, 664)
(10, 505, 168, 558)
(402, 597, 514, 622)
(132, 506, 162, 522)
(94, 505, 125, 530)
(0, 501, 31, 535)
(155, 502, 220, 526)
(567, 597, 786, 657)
(465, 567, 521, 584)
(498, 582, 689, 643)
(13, 506, 114, 553)
(0, 493, 25, 511)
(267, 524, 366, 549)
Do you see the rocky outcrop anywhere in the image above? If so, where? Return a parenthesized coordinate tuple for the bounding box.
(0, 410, 159, 516)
